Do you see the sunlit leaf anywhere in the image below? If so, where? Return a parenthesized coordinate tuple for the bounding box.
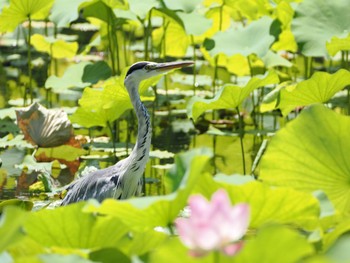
(277, 69, 350, 115)
(45, 62, 91, 92)
(260, 105, 350, 214)
(24, 202, 128, 249)
(0, 0, 54, 32)
(70, 74, 159, 128)
(85, 148, 213, 231)
(119, 229, 168, 256)
(194, 173, 320, 230)
(0, 207, 26, 251)
(291, 0, 350, 57)
(49, 0, 88, 27)
(234, 225, 314, 262)
(148, 237, 216, 263)
(35, 145, 87, 162)
(326, 34, 350, 56)
(177, 11, 212, 36)
(188, 71, 279, 121)
(323, 218, 350, 251)
(271, 29, 298, 52)
(31, 34, 78, 59)
(209, 16, 275, 58)
(152, 17, 189, 57)
(0, 199, 33, 213)
(204, 6, 232, 37)
(128, 0, 159, 20)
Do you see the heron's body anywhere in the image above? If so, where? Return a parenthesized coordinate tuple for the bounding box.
(61, 61, 192, 205)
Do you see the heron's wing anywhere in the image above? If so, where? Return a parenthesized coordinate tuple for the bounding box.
(61, 164, 123, 205)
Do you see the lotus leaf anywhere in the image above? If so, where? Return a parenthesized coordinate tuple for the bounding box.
(31, 34, 78, 59)
(0, 0, 54, 32)
(277, 69, 350, 115)
(260, 104, 350, 213)
(291, 0, 350, 57)
(188, 70, 279, 121)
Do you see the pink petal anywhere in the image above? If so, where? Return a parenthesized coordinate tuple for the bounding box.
(175, 218, 196, 249)
(188, 195, 210, 219)
(210, 189, 233, 217)
(194, 224, 221, 250)
(222, 242, 244, 256)
(226, 204, 250, 241)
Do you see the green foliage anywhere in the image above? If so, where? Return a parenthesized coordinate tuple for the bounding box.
(209, 16, 275, 58)
(260, 105, 350, 213)
(292, 0, 350, 57)
(270, 69, 350, 115)
(188, 71, 279, 121)
(1, 0, 350, 261)
(0, 0, 54, 32)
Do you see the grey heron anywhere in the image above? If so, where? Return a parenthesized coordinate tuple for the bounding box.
(61, 60, 193, 205)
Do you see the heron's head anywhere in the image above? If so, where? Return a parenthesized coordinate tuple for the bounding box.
(124, 61, 193, 89)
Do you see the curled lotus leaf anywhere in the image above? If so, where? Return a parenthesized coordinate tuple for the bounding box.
(15, 102, 73, 148)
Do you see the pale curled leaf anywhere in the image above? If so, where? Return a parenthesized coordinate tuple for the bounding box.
(15, 102, 73, 147)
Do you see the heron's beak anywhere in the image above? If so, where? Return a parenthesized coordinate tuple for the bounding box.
(155, 61, 194, 72)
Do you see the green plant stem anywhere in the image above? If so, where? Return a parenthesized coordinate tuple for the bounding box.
(213, 251, 220, 263)
(27, 15, 33, 105)
(236, 106, 246, 175)
(219, 4, 223, 31)
(191, 35, 197, 95)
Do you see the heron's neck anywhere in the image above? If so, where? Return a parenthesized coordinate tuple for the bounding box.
(126, 80, 152, 170)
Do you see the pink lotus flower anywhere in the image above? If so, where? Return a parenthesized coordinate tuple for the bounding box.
(175, 189, 250, 257)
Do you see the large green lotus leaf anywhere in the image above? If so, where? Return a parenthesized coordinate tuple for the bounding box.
(118, 229, 168, 256)
(164, 0, 201, 13)
(45, 62, 91, 93)
(85, 148, 213, 231)
(152, 15, 189, 57)
(89, 248, 130, 263)
(0, 206, 26, 251)
(49, 0, 88, 27)
(234, 225, 314, 263)
(177, 11, 212, 36)
(24, 202, 128, 249)
(291, 0, 350, 57)
(82, 61, 112, 84)
(70, 73, 161, 128)
(277, 69, 350, 116)
(326, 34, 350, 57)
(209, 16, 275, 58)
(148, 237, 215, 263)
(0, 0, 54, 32)
(194, 173, 320, 230)
(260, 105, 350, 213)
(128, 0, 159, 20)
(31, 34, 78, 59)
(323, 218, 350, 251)
(15, 155, 65, 174)
(188, 70, 279, 121)
(39, 254, 95, 263)
(35, 145, 87, 162)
